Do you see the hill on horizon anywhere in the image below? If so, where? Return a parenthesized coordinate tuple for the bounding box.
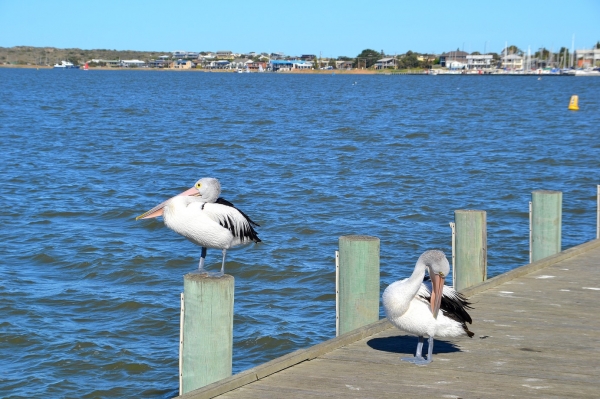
(0, 46, 170, 66)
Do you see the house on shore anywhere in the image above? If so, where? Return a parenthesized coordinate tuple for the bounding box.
(574, 48, 600, 68)
(501, 54, 523, 70)
(90, 59, 120, 67)
(230, 58, 252, 70)
(172, 59, 196, 69)
(466, 54, 494, 70)
(269, 59, 313, 71)
(147, 59, 168, 68)
(374, 58, 395, 69)
(208, 60, 231, 69)
(121, 59, 146, 68)
(247, 61, 267, 71)
(216, 51, 234, 60)
(440, 50, 468, 69)
(336, 60, 354, 69)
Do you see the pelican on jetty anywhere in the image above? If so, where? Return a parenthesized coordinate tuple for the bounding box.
(136, 177, 260, 276)
(382, 249, 474, 365)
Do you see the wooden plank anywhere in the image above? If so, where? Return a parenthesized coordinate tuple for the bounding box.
(175, 238, 600, 399)
(178, 319, 392, 399)
(228, 358, 597, 398)
(460, 238, 600, 298)
(320, 327, 600, 381)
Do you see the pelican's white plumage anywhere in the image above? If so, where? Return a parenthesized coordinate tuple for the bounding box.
(163, 196, 258, 250)
(136, 178, 260, 275)
(382, 249, 473, 365)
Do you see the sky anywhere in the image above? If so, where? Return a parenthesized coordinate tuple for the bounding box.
(0, 0, 598, 57)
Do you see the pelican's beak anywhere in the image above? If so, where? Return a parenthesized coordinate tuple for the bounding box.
(430, 271, 445, 319)
(135, 187, 199, 220)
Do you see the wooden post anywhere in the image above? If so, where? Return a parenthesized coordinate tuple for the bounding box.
(597, 185, 599, 239)
(531, 190, 562, 262)
(337, 235, 380, 336)
(453, 210, 487, 291)
(335, 250, 340, 336)
(180, 274, 234, 394)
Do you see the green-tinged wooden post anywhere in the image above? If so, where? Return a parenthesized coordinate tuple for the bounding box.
(531, 190, 562, 262)
(181, 274, 234, 394)
(337, 235, 380, 336)
(454, 210, 487, 291)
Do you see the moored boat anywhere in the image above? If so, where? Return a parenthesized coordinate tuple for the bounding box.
(573, 68, 600, 76)
(53, 60, 79, 69)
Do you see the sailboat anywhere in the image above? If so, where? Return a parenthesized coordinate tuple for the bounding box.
(83, 62, 89, 71)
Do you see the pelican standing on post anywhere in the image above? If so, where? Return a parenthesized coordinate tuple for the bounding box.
(382, 249, 474, 365)
(136, 177, 261, 276)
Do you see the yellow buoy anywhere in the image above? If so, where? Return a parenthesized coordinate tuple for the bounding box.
(568, 95, 579, 111)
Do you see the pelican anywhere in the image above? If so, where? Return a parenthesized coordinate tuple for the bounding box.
(136, 178, 260, 276)
(382, 249, 474, 365)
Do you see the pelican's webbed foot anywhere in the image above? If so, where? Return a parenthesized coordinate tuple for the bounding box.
(401, 336, 434, 366)
(191, 267, 209, 275)
(401, 356, 431, 365)
(205, 270, 224, 278)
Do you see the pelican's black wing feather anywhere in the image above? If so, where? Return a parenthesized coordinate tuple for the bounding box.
(420, 276, 474, 337)
(216, 197, 260, 227)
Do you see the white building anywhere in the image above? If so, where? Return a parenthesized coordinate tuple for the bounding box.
(292, 60, 312, 69)
(121, 59, 146, 67)
(501, 54, 523, 70)
(574, 48, 600, 68)
(466, 54, 493, 70)
(447, 60, 467, 70)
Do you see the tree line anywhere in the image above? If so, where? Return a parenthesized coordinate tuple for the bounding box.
(351, 42, 600, 69)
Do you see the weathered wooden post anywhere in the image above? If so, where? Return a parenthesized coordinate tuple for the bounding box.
(180, 273, 234, 395)
(336, 235, 380, 336)
(453, 210, 487, 291)
(530, 190, 562, 262)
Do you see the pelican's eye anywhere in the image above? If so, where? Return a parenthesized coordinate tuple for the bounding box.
(195, 182, 202, 189)
(438, 272, 445, 278)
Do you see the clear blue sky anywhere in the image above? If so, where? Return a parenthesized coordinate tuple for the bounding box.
(1, 0, 598, 57)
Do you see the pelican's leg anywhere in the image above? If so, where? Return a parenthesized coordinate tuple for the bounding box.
(425, 336, 434, 363)
(194, 247, 208, 274)
(415, 336, 424, 358)
(401, 336, 432, 365)
(203, 249, 226, 277)
(218, 249, 227, 276)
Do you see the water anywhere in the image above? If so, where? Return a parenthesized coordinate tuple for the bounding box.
(1, 68, 599, 398)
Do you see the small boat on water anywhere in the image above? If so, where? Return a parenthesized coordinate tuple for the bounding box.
(83, 62, 89, 71)
(53, 60, 80, 69)
(573, 67, 600, 77)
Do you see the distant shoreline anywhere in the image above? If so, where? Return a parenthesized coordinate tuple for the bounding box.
(0, 64, 382, 74)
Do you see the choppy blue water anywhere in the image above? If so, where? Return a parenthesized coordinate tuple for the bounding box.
(1, 68, 599, 398)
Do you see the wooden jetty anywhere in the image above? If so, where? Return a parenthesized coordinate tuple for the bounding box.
(178, 238, 600, 399)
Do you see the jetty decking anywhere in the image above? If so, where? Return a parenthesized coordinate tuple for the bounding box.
(179, 239, 600, 399)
